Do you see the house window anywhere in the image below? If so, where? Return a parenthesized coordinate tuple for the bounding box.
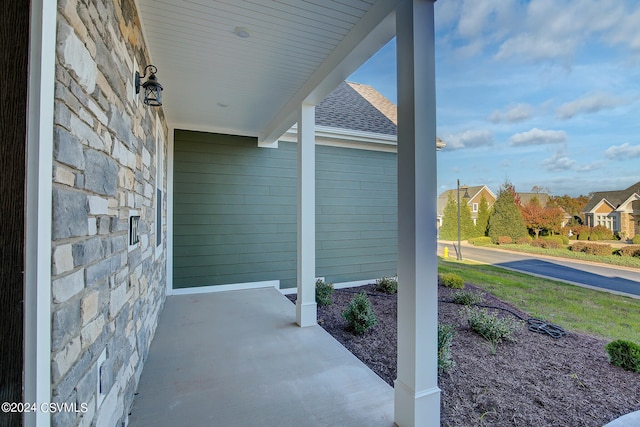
(472, 203, 478, 212)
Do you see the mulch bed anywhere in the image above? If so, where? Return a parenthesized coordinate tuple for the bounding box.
(286, 283, 640, 426)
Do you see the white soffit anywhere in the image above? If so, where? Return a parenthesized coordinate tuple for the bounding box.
(136, 0, 398, 143)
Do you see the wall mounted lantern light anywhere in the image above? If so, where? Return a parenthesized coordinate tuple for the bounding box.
(135, 65, 163, 106)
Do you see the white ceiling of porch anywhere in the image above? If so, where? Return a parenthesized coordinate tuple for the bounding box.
(136, 0, 398, 144)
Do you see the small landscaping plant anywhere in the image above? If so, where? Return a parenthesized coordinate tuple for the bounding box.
(438, 324, 456, 374)
(468, 236, 493, 246)
(342, 292, 377, 335)
(570, 241, 612, 256)
(375, 275, 398, 294)
(605, 339, 640, 373)
(315, 279, 334, 306)
(633, 235, 640, 244)
(451, 290, 485, 306)
(497, 236, 513, 245)
(617, 246, 640, 257)
(461, 306, 522, 352)
(439, 272, 464, 289)
(516, 236, 532, 245)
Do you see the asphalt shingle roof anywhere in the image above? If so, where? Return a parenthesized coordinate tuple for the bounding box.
(583, 181, 640, 212)
(315, 81, 397, 135)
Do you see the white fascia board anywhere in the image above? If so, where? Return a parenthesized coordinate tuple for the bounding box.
(615, 193, 640, 212)
(280, 125, 397, 153)
(258, 0, 399, 146)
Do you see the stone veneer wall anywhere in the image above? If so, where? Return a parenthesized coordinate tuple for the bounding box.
(51, 0, 166, 425)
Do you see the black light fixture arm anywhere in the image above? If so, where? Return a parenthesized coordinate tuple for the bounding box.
(135, 65, 158, 94)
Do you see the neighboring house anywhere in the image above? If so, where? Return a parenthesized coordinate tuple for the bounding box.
(583, 181, 640, 237)
(8, 1, 441, 426)
(437, 185, 496, 227)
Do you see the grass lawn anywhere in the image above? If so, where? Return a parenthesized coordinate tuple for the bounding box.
(438, 257, 640, 344)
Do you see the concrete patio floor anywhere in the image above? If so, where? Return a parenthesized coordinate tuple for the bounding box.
(128, 287, 394, 426)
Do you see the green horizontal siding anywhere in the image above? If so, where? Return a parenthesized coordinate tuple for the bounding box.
(173, 130, 297, 289)
(316, 145, 397, 285)
(173, 129, 397, 290)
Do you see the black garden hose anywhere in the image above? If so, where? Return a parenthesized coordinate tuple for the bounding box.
(334, 288, 568, 339)
(442, 300, 568, 339)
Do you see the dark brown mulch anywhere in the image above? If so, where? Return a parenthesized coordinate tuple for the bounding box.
(286, 284, 640, 427)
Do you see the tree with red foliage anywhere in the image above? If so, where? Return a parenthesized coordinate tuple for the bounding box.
(520, 196, 566, 237)
(520, 196, 545, 238)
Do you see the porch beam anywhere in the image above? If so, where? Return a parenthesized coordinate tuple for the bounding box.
(296, 103, 317, 327)
(394, 0, 440, 426)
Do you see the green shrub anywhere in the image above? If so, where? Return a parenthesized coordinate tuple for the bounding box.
(497, 236, 513, 245)
(633, 235, 640, 244)
(605, 339, 640, 372)
(375, 276, 398, 294)
(516, 236, 532, 245)
(560, 235, 570, 244)
(592, 225, 615, 240)
(584, 243, 612, 256)
(342, 292, 377, 335)
(461, 306, 522, 349)
(439, 272, 464, 289)
(543, 235, 565, 245)
(451, 290, 484, 306)
(578, 232, 590, 241)
(531, 237, 562, 249)
(315, 279, 334, 306)
(438, 324, 456, 374)
(570, 241, 613, 256)
(618, 246, 640, 257)
(468, 236, 493, 246)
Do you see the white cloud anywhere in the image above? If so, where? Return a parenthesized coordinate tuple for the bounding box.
(443, 130, 493, 150)
(489, 0, 638, 65)
(541, 152, 576, 171)
(605, 143, 640, 160)
(509, 128, 567, 146)
(489, 103, 533, 123)
(495, 33, 576, 63)
(556, 92, 628, 120)
(575, 161, 604, 172)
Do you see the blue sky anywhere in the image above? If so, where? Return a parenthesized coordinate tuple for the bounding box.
(349, 0, 640, 197)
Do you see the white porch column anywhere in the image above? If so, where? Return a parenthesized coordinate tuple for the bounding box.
(296, 103, 317, 327)
(394, 0, 440, 426)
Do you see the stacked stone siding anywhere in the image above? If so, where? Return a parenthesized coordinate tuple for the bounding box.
(52, 0, 166, 425)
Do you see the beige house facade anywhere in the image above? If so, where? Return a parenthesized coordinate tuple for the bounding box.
(583, 181, 640, 238)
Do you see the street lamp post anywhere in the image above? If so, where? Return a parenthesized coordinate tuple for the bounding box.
(456, 179, 469, 261)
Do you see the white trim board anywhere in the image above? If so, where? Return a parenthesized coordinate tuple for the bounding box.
(24, 0, 56, 425)
(171, 280, 280, 296)
(279, 278, 378, 295)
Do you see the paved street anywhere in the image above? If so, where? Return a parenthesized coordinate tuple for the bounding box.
(437, 241, 640, 298)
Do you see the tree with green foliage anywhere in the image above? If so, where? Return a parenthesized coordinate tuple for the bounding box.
(460, 196, 475, 239)
(474, 195, 490, 237)
(488, 181, 528, 243)
(548, 194, 591, 217)
(440, 193, 474, 240)
(439, 194, 458, 240)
